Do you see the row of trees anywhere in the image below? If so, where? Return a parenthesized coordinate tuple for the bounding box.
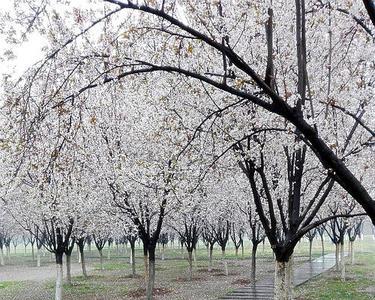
(0, 200, 369, 282)
(0, 1, 374, 300)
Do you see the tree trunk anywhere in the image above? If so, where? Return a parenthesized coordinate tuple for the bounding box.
(350, 240, 354, 265)
(187, 250, 193, 281)
(320, 235, 324, 256)
(193, 247, 197, 268)
(161, 244, 165, 260)
(335, 243, 340, 271)
(66, 254, 72, 285)
(208, 245, 213, 272)
(222, 250, 228, 276)
(37, 248, 41, 267)
(235, 247, 239, 257)
(241, 242, 244, 258)
(99, 249, 104, 270)
(79, 246, 87, 278)
(340, 242, 345, 281)
(55, 253, 63, 300)
(144, 253, 149, 282)
(107, 244, 111, 260)
(180, 244, 184, 259)
(131, 244, 136, 277)
(77, 245, 81, 263)
(274, 259, 292, 300)
(309, 239, 313, 261)
(146, 248, 156, 300)
(251, 243, 257, 281)
(31, 244, 35, 261)
(7, 246, 10, 261)
(0, 248, 4, 266)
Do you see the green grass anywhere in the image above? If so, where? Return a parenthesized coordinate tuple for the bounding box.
(94, 261, 131, 271)
(45, 275, 112, 297)
(63, 281, 109, 296)
(295, 253, 375, 300)
(0, 281, 23, 290)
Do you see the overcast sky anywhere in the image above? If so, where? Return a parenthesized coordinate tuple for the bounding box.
(0, 1, 45, 80)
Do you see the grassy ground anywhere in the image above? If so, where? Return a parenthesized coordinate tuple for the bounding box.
(0, 236, 373, 299)
(295, 252, 375, 300)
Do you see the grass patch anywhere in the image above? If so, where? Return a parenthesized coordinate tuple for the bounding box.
(63, 281, 109, 295)
(0, 281, 23, 290)
(45, 275, 111, 296)
(94, 261, 131, 271)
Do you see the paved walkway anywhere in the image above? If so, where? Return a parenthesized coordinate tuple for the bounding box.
(220, 253, 338, 299)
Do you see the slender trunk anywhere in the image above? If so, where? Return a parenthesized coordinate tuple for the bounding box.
(348, 240, 351, 256)
(208, 245, 213, 272)
(37, 248, 41, 267)
(146, 248, 156, 300)
(274, 259, 292, 300)
(0, 248, 4, 266)
(161, 244, 165, 261)
(188, 250, 193, 281)
(251, 243, 257, 281)
(131, 244, 136, 277)
(14, 245, 16, 254)
(235, 247, 239, 257)
(99, 249, 104, 271)
(309, 239, 313, 261)
(31, 244, 35, 261)
(340, 242, 345, 281)
(180, 244, 184, 259)
(335, 243, 340, 271)
(350, 241, 354, 265)
(193, 247, 197, 268)
(55, 253, 63, 300)
(241, 242, 244, 258)
(79, 246, 87, 278)
(320, 235, 325, 256)
(66, 254, 72, 285)
(144, 251, 149, 282)
(24, 245, 27, 256)
(222, 249, 228, 276)
(77, 244, 81, 263)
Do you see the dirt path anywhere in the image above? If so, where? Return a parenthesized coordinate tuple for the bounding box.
(0, 260, 93, 282)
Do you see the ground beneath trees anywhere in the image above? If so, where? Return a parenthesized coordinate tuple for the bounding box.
(0, 248, 279, 300)
(0, 239, 374, 300)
